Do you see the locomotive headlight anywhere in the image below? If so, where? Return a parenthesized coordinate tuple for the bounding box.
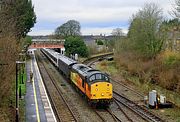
(107, 88, 110, 91)
(96, 88, 98, 91)
(101, 93, 104, 96)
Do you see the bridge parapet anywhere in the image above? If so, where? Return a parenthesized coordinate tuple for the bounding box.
(32, 39, 65, 44)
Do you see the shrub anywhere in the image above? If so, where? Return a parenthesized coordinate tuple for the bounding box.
(96, 39, 104, 45)
(114, 49, 180, 92)
(161, 50, 180, 66)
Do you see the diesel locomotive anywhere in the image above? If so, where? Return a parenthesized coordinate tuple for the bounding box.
(41, 48, 113, 106)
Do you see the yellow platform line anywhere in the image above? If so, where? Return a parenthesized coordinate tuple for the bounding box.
(31, 60, 41, 122)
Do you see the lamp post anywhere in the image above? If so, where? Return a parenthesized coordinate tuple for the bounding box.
(16, 61, 25, 122)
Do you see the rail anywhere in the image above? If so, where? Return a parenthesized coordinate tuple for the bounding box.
(94, 108, 122, 122)
(82, 52, 114, 64)
(113, 91, 164, 122)
(113, 98, 133, 122)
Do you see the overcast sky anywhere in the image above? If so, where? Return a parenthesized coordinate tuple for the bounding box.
(28, 0, 174, 36)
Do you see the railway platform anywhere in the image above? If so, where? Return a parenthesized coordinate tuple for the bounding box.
(25, 50, 56, 122)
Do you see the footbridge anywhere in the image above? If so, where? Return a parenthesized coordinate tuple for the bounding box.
(29, 39, 65, 49)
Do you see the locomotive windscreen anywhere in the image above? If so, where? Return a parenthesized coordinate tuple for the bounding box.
(89, 73, 109, 82)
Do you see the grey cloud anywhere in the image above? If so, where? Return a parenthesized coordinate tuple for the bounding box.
(30, 0, 173, 35)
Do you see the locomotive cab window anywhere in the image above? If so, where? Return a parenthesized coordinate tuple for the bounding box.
(102, 74, 109, 81)
(89, 73, 109, 82)
(96, 74, 102, 80)
(89, 75, 95, 82)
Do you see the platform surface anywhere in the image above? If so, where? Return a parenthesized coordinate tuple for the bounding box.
(25, 50, 56, 122)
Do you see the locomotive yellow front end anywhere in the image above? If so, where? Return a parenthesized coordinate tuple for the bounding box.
(87, 73, 113, 105)
(91, 82, 113, 100)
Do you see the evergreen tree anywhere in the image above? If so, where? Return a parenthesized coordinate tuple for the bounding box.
(0, 0, 36, 39)
(64, 36, 89, 57)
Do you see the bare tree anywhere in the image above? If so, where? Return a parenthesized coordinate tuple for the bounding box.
(112, 28, 124, 37)
(128, 3, 165, 58)
(55, 20, 81, 38)
(171, 0, 180, 18)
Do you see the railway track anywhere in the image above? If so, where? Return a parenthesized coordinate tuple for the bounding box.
(82, 52, 113, 65)
(94, 108, 122, 122)
(113, 98, 133, 122)
(106, 108, 122, 122)
(110, 78, 144, 98)
(36, 51, 78, 122)
(113, 91, 164, 122)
